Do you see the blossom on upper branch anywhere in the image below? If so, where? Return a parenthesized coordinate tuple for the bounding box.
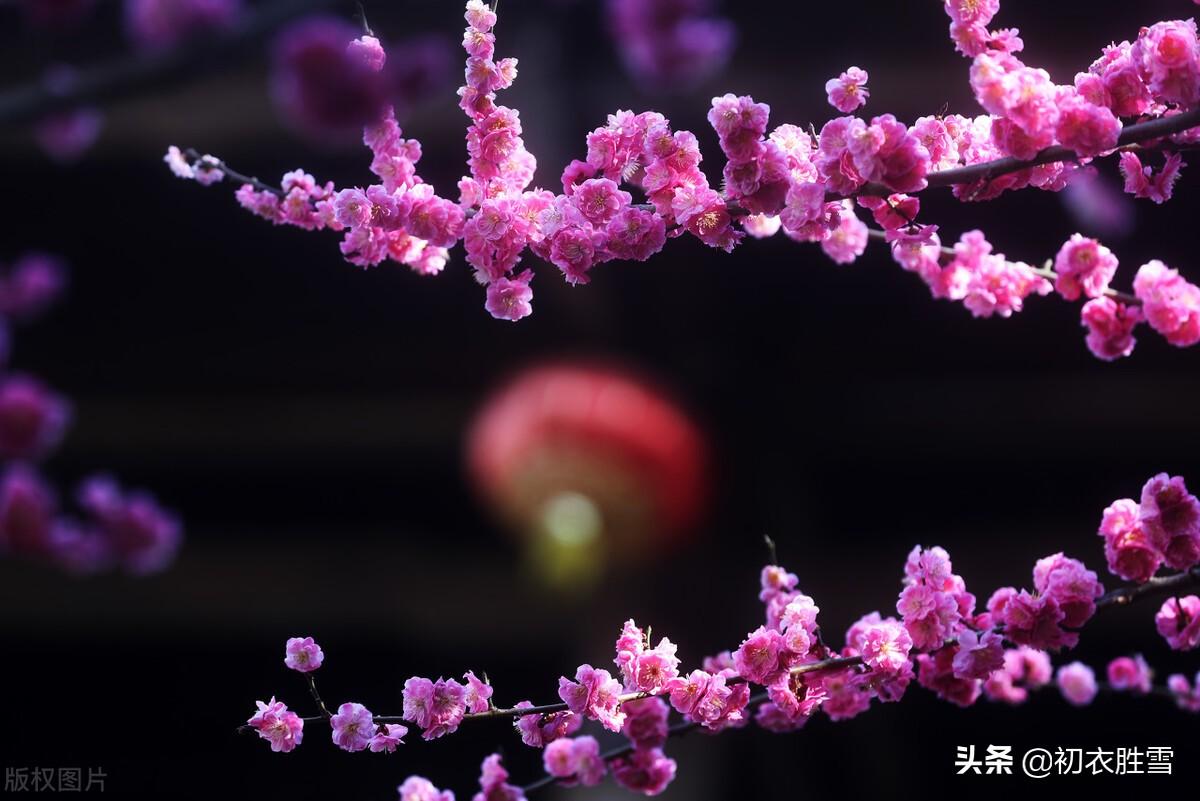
(558, 664, 626, 732)
(826, 67, 869, 113)
(284, 636, 324, 672)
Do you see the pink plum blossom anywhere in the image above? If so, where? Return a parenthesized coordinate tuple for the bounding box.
(1056, 662, 1098, 706)
(1133, 260, 1200, 347)
(1053, 234, 1118, 301)
(1107, 654, 1153, 694)
(246, 697, 304, 752)
(826, 67, 869, 113)
(610, 747, 676, 796)
(368, 723, 408, 753)
(1082, 298, 1142, 361)
(284, 636, 324, 672)
(1099, 497, 1162, 582)
(1156, 595, 1200, 650)
(331, 702, 375, 752)
(1139, 473, 1200, 569)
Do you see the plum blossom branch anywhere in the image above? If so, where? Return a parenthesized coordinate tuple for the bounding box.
(1096, 564, 1200, 612)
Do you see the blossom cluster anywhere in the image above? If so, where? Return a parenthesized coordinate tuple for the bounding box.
(1100, 473, 1200, 581)
(0, 254, 182, 575)
(244, 473, 1200, 798)
(168, 0, 1200, 362)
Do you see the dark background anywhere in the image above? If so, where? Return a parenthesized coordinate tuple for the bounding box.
(0, 0, 1198, 798)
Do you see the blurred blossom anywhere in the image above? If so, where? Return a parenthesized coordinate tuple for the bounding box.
(19, 0, 97, 28)
(0, 252, 67, 323)
(271, 16, 453, 146)
(605, 0, 735, 91)
(77, 475, 183, 574)
(0, 375, 72, 461)
(34, 67, 103, 164)
(1062, 167, 1136, 240)
(123, 0, 242, 50)
(0, 463, 57, 556)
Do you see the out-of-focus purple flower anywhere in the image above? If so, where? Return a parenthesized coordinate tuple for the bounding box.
(33, 67, 103, 164)
(605, 0, 735, 91)
(271, 17, 452, 146)
(0, 375, 72, 461)
(0, 464, 57, 556)
(0, 252, 68, 322)
(77, 475, 183, 574)
(124, 0, 242, 50)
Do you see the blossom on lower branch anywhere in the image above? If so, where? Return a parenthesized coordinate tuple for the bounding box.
(246, 697, 304, 753)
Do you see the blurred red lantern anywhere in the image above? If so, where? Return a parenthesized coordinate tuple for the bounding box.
(467, 363, 708, 587)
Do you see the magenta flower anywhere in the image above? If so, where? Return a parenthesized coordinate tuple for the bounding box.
(951, 630, 1004, 680)
(621, 697, 669, 750)
(859, 620, 914, 674)
(558, 664, 626, 732)
(1081, 298, 1142, 362)
(1156, 595, 1200, 650)
(1033, 553, 1103, 628)
(1054, 234, 1119, 301)
(473, 753, 526, 801)
(331, 702, 375, 752)
(983, 647, 1051, 704)
(1107, 655, 1153, 694)
(1133, 260, 1200, 347)
(826, 67, 869, 113)
(348, 35, 387, 72)
(368, 723, 408, 753)
(462, 670, 492, 713)
(543, 736, 605, 787)
(397, 776, 455, 801)
(916, 648, 981, 708)
(610, 746, 676, 796)
(1099, 498, 1161, 582)
(733, 626, 785, 684)
(998, 590, 1077, 652)
(513, 701, 581, 747)
(284, 636, 324, 673)
(1139, 473, 1200, 570)
(1119, 151, 1186, 204)
(246, 697, 304, 752)
(484, 270, 533, 322)
(1056, 662, 1098, 706)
